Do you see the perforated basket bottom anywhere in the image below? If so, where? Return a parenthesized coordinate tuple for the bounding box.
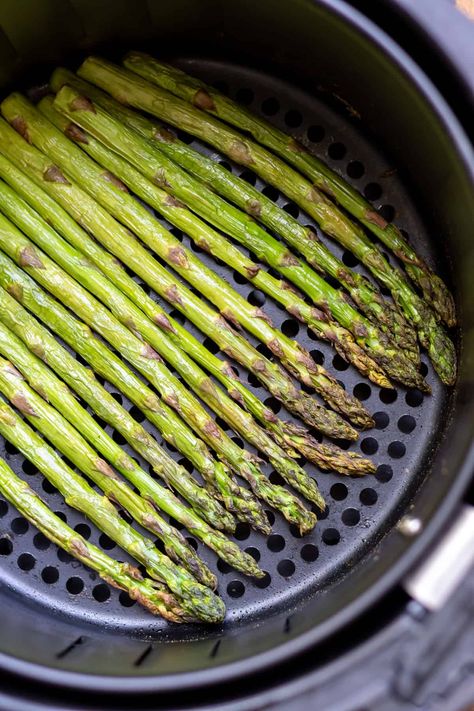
(0, 59, 447, 635)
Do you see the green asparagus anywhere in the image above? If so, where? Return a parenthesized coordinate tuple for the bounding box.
(44, 98, 376, 429)
(0, 181, 290, 526)
(0, 397, 225, 623)
(5, 93, 371, 431)
(0, 256, 237, 535)
(0, 144, 375, 476)
(0, 355, 218, 585)
(0, 178, 332, 506)
(49, 68, 417, 359)
(0, 237, 316, 534)
(43, 97, 393, 390)
(0, 115, 354, 436)
(0, 457, 195, 622)
(123, 53, 455, 328)
(0, 206, 320, 525)
(0, 314, 265, 581)
(75, 55, 454, 385)
(51, 84, 425, 393)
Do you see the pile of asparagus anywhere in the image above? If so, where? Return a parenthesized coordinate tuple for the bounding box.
(0, 53, 456, 623)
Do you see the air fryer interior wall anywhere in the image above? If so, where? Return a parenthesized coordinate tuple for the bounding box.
(0, 0, 472, 697)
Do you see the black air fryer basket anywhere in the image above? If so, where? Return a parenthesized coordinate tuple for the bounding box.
(0, 1, 472, 709)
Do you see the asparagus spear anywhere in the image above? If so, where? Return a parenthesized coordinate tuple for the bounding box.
(0, 239, 316, 535)
(0, 398, 225, 623)
(0, 355, 219, 585)
(55, 78, 430, 392)
(0, 292, 274, 575)
(0, 181, 305, 515)
(0, 179, 328, 510)
(49, 68, 417, 359)
(0, 115, 353, 436)
(43, 97, 392, 392)
(5, 94, 370, 431)
(45, 99, 375, 428)
(0, 259, 236, 534)
(0, 145, 375, 476)
(39, 104, 389, 400)
(0, 209, 320, 526)
(75, 56, 454, 385)
(0, 457, 195, 622)
(123, 53, 455, 328)
(0, 317, 263, 582)
(51, 87, 422, 397)
(0, 223, 286, 536)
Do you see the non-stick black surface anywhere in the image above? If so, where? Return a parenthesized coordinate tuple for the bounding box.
(0, 59, 448, 637)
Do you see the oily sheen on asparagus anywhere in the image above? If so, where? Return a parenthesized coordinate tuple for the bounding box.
(0, 149, 374, 476)
(0, 398, 225, 623)
(0, 115, 354, 439)
(75, 56, 454, 385)
(0, 355, 221, 585)
(42, 92, 392, 392)
(50, 83, 426, 392)
(123, 53, 455, 329)
(0, 178, 332, 505)
(0, 242, 317, 534)
(0, 457, 195, 622)
(0, 51, 458, 630)
(49, 68, 417, 363)
(2, 94, 372, 433)
(0, 309, 264, 580)
(0, 254, 242, 534)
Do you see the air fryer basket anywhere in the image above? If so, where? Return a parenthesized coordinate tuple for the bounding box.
(0, 0, 472, 706)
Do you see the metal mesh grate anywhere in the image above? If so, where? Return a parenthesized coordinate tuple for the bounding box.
(0, 59, 447, 634)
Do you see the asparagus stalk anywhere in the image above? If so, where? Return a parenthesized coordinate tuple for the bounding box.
(0, 317, 263, 582)
(49, 68, 417, 359)
(51, 86, 422, 396)
(124, 54, 455, 328)
(0, 208, 320, 527)
(0, 398, 225, 623)
(0, 457, 195, 622)
(56, 77, 431, 392)
(0, 292, 275, 575)
(0, 144, 375, 476)
(0, 232, 292, 536)
(0, 257, 236, 534)
(0, 115, 354, 437)
(0, 179, 328, 510)
(0, 355, 219, 585)
(76, 56, 454, 385)
(5, 94, 370, 432)
(0, 240, 316, 535)
(0, 180, 303, 518)
(44, 100, 376, 429)
(42, 97, 390, 398)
